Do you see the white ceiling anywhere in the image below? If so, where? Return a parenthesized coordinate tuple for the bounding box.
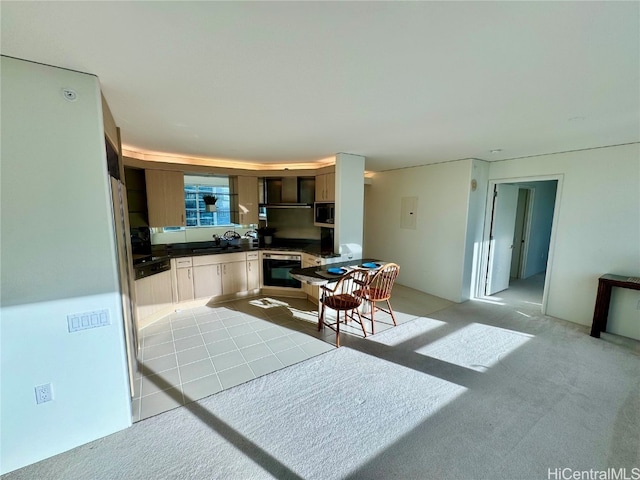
(2, 1, 638, 172)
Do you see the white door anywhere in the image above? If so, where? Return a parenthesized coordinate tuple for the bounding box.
(486, 184, 519, 295)
(510, 188, 530, 278)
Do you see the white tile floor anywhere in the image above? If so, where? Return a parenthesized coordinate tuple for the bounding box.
(132, 288, 453, 422)
(132, 296, 336, 421)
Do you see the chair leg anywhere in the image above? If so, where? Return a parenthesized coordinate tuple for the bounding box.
(335, 312, 341, 347)
(370, 301, 376, 335)
(355, 308, 367, 337)
(387, 300, 397, 326)
(318, 302, 325, 331)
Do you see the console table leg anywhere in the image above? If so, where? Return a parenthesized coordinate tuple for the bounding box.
(590, 280, 612, 338)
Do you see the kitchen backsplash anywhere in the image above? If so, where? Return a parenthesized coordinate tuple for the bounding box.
(149, 209, 319, 245)
(266, 208, 320, 240)
(150, 225, 256, 245)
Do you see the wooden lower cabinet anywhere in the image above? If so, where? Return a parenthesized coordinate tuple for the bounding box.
(135, 270, 173, 320)
(302, 253, 324, 302)
(247, 259, 260, 290)
(222, 261, 248, 294)
(190, 253, 249, 299)
(176, 266, 195, 302)
(246, 252, 260, 291)
(193, 264, 223, 298)
(138, 253, 255, 325)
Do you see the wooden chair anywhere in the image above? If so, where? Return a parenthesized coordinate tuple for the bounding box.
(318, 269, 369, 347)
(355, 263, 400, 334)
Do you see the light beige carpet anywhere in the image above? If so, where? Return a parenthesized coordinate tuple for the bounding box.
(3, 288, 639, 480)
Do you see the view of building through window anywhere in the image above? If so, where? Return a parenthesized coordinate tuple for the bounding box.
(184, 175, 232, 227)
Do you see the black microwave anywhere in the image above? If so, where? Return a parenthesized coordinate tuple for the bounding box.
(314, 202, 335, 227)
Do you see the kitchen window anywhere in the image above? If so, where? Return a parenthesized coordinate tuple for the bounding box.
(184, 175, 233, 227)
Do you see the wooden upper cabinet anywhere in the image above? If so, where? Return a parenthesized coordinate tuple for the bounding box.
(316, 172, 335, 201)
(326, 172, 335, 201)
(145, 169, 185, 227)
(102, 93, 119, 156)
(236, 176, 259, 225)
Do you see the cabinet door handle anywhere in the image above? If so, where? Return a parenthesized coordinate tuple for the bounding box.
(248, 263, 251, 272)
(188, 268, 191, 280)
(217, 265, 220, 275)
(223, 265, 226, 274)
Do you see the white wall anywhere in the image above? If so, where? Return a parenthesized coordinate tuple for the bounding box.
(364, 159, 473, 302)
(489, 144, 640, 340)
(522, 181, 557, 278)
(364, 145, 639, 340)
(0, 57, 131, 473)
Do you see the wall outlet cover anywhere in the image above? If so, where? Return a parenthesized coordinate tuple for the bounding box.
(35, 384, 53, 404)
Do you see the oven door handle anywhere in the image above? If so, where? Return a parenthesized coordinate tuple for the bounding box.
(263, 254, 302, 261)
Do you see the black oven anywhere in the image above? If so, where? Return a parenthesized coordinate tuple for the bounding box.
(262, 253, 302, 289)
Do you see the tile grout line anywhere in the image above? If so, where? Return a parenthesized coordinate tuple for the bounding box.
(221, 318, 258, 380)
(193, 309, 224, 391)
(136, 299, 356, 420)
(241, 334, 285, 377)
(169, 312, 187, 406)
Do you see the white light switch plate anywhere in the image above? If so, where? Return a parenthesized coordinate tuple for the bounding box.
(67, 309, 110, 333)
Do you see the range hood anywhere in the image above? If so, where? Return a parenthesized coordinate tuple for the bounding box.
(260, 177, 314, 208)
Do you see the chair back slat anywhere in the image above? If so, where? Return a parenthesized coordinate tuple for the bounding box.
(322, 269, 369, 297)
(367, 263, 400, 301)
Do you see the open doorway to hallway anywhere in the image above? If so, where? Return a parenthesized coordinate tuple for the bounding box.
(481, 179, 559, 309)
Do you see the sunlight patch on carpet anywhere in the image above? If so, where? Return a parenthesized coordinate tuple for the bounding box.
(373, 319, 533, 372)
(417, 323, 532, 372)
(371, 317, 448, 346)
(196, 346, 466, 479)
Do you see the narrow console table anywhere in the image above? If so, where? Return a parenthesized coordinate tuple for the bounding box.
(590, 274, 640, 338)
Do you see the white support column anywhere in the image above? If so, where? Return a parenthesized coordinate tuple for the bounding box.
(334, 153, 365, 255)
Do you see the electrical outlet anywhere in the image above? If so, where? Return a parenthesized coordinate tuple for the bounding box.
(35, 383, 53, 404)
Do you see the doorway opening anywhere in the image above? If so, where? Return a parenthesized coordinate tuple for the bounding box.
(479, 177, 561, 312)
